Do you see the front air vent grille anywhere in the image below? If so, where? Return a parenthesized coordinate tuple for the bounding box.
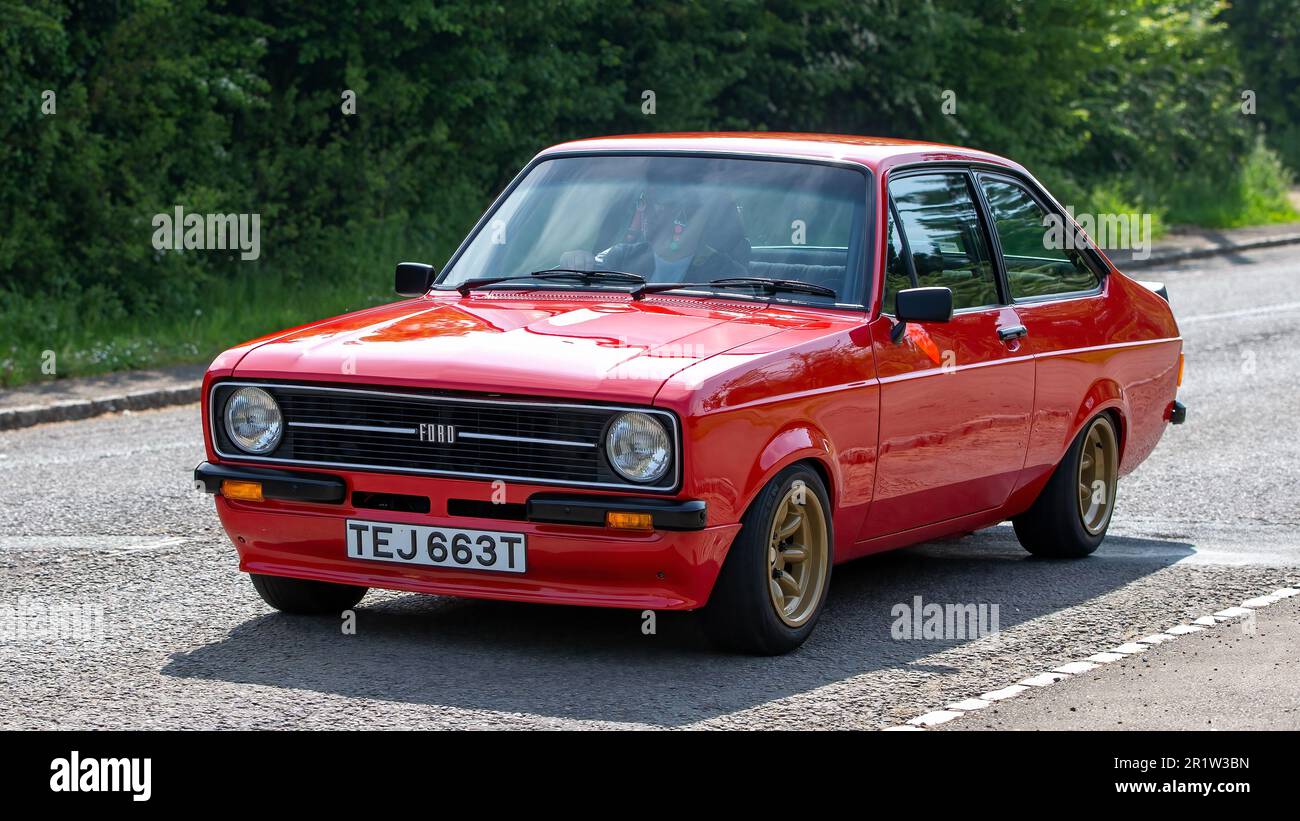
(210, 382, 680, 492)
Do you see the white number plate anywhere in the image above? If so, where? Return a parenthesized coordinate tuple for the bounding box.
(346, 519, 527, 574)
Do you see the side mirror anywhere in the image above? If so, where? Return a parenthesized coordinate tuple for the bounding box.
(395, 262, 436, 297)
(891, 286, 952, 342)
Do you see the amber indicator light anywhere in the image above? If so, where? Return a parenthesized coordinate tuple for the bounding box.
(221, 480, 265, 502)
(606, 511, 654, 531)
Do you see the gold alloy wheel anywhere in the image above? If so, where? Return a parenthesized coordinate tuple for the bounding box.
(1077, 416, 1119, 535)
(766, 482, 829, 627)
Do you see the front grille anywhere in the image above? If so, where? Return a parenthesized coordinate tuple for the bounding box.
(210, 382, 679, 491)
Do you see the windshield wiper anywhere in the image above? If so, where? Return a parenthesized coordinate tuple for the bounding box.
(630, 277, 838, 301)
(452, 268, 644, 296)
(531, 268, 645, 282)
(708, 277, 837, 299)
(629, 281, 710, 300)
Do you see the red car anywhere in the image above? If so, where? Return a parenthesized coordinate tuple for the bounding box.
(195, 133, 1185, 654)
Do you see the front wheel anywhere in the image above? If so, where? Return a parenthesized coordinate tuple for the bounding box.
(702, 464, 833, 655)
(1013, 413, 1120, 558)
(250, 573, 368, 614)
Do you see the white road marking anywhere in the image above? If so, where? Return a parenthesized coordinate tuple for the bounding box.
(0, 440, 195, 470)
(1137, 633, 1175, 644)
(1180, 300, 1300, 324)
(1054, 661, 1100, 675)
(1242, 594, 1279, 608)
(1214, 606, 1255, 619)
(105, 536, 188, 557)
(1087, 652, 1127, 663)
(0, 535, 189, 565)
(1020, 672, 1069, 687)
(1112, 642, 1151, 654)
(1238, 588, 1296, 608)
(892, 584, 1295, 730)
(981, 685, 1029, 701)
(908, 710, 963, 727)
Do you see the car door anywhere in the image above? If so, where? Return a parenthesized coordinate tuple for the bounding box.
(859, 169, 1035, 540)
(971, 171, 1115, 493)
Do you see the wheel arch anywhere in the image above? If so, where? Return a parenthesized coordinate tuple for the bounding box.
(1007, 379, 1131, 519)
(1100, 406, 1126, 460)
(1068, 378, 1130, 464)
(742, 423, 839, 519)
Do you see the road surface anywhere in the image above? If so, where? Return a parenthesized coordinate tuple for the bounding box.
(1, 245, 1296, 729)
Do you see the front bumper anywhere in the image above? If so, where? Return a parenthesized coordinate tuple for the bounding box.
(197, 462, 735, 610)
(195, 461, 347, 503)
(195, 461, 708, 529)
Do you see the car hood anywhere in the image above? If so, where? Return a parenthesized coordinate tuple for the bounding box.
(231, 294, 815, 403)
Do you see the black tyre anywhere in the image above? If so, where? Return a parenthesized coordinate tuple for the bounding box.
(249, 573, 368, 614)
(703, 464, 833, 655)
(1013, 413, 1120, 558)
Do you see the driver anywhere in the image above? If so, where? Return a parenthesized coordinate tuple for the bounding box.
(559, 178, 749, 282)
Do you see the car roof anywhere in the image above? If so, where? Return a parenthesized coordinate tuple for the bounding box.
(537, 132, 1025, 175)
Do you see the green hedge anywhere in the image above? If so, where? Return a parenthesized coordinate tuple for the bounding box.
(0, 0, 1295, 385)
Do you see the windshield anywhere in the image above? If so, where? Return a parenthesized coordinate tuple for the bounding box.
(439, 154, 870, 305)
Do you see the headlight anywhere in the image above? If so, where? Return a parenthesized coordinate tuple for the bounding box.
(224, 387, 283, 454)
(605, 412, 671, 484)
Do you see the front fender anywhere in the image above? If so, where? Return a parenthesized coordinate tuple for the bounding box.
(746, 424, 839, 514)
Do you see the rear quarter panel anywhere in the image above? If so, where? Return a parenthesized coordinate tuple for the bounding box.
(1010, 271, 1182, 511)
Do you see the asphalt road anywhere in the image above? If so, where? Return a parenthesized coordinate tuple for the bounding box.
(1, 245, 1297, 730)
(953, 594, 1300, 730)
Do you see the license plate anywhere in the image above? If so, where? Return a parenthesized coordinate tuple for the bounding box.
(346, 519, 527, 574)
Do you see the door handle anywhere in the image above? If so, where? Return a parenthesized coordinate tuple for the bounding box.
(998, 325, 1028, 341)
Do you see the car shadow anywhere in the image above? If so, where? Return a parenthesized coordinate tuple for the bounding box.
(162, 525, 1193, 726)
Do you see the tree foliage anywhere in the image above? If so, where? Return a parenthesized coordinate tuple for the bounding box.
(1221, 0, 1300, 170)
(0, 0, 1292, 327)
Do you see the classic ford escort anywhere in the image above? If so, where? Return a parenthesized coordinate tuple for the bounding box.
(195, 133, 1185, 654)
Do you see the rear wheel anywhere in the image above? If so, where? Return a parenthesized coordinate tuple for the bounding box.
(702, 464, 833, 654)
(250, 573, 368, 614)
(1013, 413, 1119, 558)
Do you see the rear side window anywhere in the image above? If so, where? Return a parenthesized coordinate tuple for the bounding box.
(978, 177, 1100, 299)
(889, 173, 999, 310)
